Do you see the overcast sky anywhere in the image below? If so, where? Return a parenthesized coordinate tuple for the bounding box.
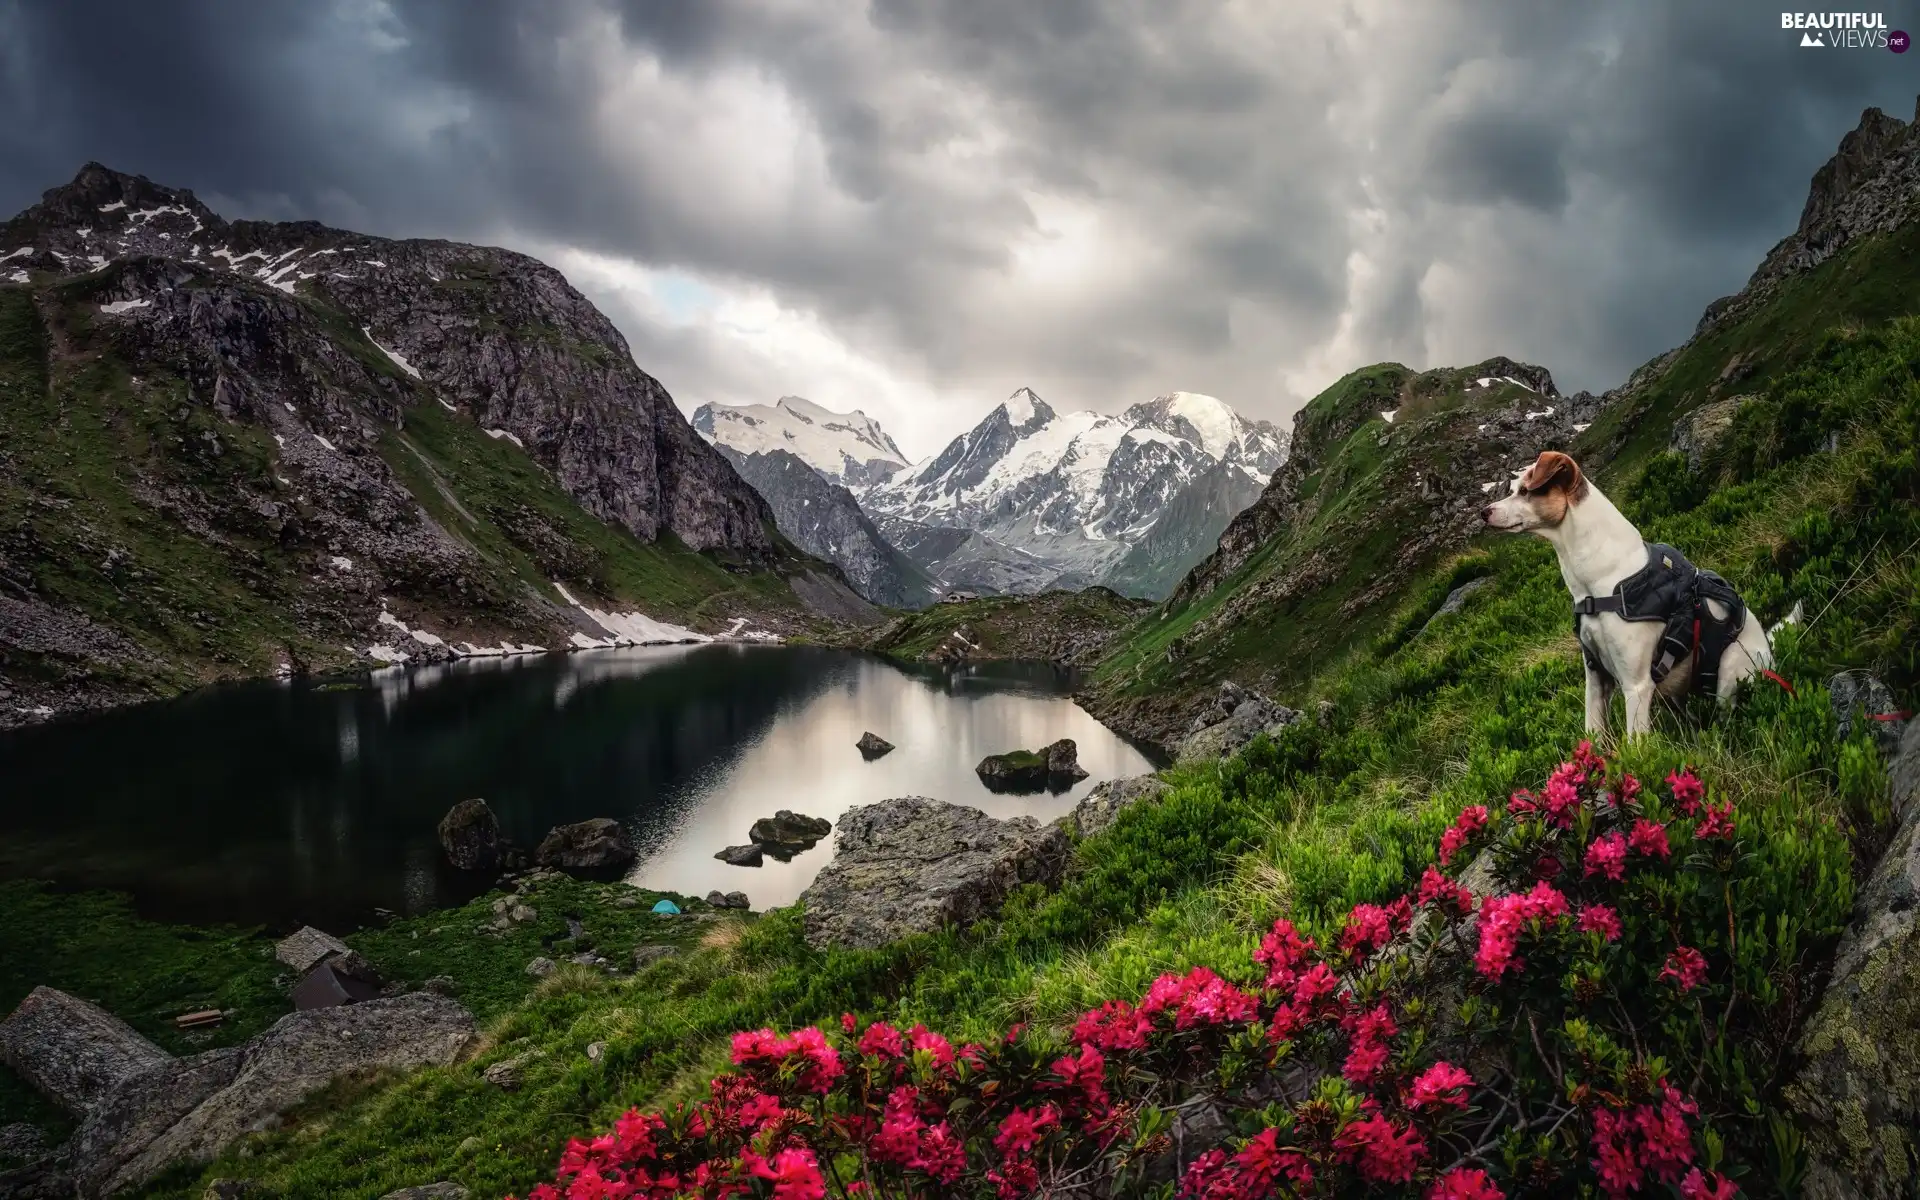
(3, 1, 1916, 459)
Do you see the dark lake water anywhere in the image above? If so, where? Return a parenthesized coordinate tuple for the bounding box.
(0, 646, 1155, 931)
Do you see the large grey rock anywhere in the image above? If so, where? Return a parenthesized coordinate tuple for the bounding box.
(1786, 719, 1920, 1198)
(975, 739, 1087, 794)
(801, 797, 1070, 950)
(714, 844, 765, 868)
(437, 798, 502, 872)
(1417, 577, 1493, 637)
(1177, 684, 1300, 764)
(0, 987, 171, 1114)
(1070, 774, 1169, 839)
(92, 993, 474, 1196)
(274, 926, 350, 974)
(1670, 396, 1747, 469)
(534, 818, 637, 871)
(857, 732, 895, 759)
(749, 810, 832, 848)
(67, 1047, 246, 1197)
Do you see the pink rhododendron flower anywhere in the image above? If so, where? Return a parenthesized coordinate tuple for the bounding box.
(1439, 804, 1489, 864)
(1072, 999, 1151, 1052)
(1408, 1060, 1474, 1110)
(745, 1147, 828, 1200)
(1418, 865, 1477, 915)
(1507, 788, 1540, 818)
(1584, 831, 1628, 881)
(858, 1021, 904, 1059)
(1341, 902, 1396, 960)
(1695, 801, 1736, 841)
(1681, 1168, 1740, 1199)
(1543, 766, 1584, 828)
(1253, 917, 1315, 990)
(1661, 945, 1708, 992)
(1336, 1114, 1428, 1183)
(1430, 1167, 1506, 1200)
(1628, 818, 1671, 859)
(915, 1121, 966, 1184)
(1291, 962, 1341, 1008)
(993, 1104, 1060, 1158)
(1667, 768, 1705, 815)
(1577, 904, 1623, 942)
(907, 1024, 956, 1070)
(1234, 1127, 1315, 1192)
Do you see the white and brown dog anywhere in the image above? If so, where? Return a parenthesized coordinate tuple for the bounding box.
(1482, 450, 1774, 736)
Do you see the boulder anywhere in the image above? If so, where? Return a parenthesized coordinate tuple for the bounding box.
(273, 926, 350, 975)
(1069, 774, 1169, 839)
(437, 798, 502, 872)
(483, 1050, 541, 1091)
(749, 810, 832, 847)
(723, 891, 751, 910)
(0, 987, 171, 1115)
(704, 890, 729, 908)
(1670, 395, 1747, 470)
(975, 740, 1088, 794)
(203, 1182, 269, 1199)
(714, 844, 765, 867)
(632, 944, 678, 969)
(72, 993, 475, 1197)
(856, 731, 895, 759)
(801, 797, 1070, 950)
(524, 957, 556, 979)
(534, 818, 636, 871)
(1177, 683, 1300, 764)
(1417, 577, 1493, 637)
(1785, 719, 1920, 1198)
(1830, 670, 1908, 757)
(381, 1186, 469, 1200)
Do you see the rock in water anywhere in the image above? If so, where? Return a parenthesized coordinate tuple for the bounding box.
(437, 799, 502, 872)
(1044, 738, 1089, 784)
(975, 740, 1088, 793)
(1070, 774, 1169, 838)
(748, 810, 832, 847)
(856, 732, 895, 759)
(714, 844, 765, 868)
(534, 818, 637, 871)
(975, 749, 1050, 793)
(801, 797, 1069, 949)
(1785, 719, 1920, 1198)
(0, 987, 171, 1115)
(273, 926, 350, 975)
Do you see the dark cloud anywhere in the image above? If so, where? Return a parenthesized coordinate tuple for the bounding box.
(2, 0, 1916, 455)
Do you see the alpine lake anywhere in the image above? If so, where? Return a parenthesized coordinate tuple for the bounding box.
(0, 646, 1158, 932)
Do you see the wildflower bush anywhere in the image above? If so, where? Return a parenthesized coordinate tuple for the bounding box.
(511, 745, 1849, 1199)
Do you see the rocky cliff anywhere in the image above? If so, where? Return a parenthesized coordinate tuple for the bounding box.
(0, 164, 867, 724)
(714, 445, 940, 609)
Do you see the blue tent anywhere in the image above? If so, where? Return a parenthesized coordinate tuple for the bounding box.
(651, 899, 681, 915)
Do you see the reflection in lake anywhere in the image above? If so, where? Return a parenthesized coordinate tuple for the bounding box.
(0, 647, 1154, 930)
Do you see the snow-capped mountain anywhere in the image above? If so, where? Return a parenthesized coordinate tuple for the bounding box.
(863, 388, 1288, 598)
(692, 395, 909, 487)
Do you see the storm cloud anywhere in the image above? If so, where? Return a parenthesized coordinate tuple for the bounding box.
(2, 0, 1914, 456)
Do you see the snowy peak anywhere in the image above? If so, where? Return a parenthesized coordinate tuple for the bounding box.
(1001, 386, 1054, 432)
(693, 395, 909, 487)
(1123, 392, 1289, 478)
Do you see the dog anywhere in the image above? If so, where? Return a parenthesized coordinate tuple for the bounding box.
(1481, 450, 1773, 736)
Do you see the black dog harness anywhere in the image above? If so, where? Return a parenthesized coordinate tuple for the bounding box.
(1572, 542, 1747, 693)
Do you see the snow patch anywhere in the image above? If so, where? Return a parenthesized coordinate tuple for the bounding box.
(0, 247, 32, 262)
(1523, 407, 1556, 422)
(6, 271, 26, 284)
(98, 200, 127, 213)
(85, 255, 108, 271)
(272, 434, 285, 448)
(98, 299, 151, 314)
(1480, 481, 1500, 494)
(1161, 392, 1238, 459)
(550, 579, 725, 648)
(485, 428, 524, 449)
(313, 435, 338, 452)
(437, 398, 457, 412)
(329, 556, 353, 572)
(361, 327, 422, 379)
(1572, 423, 1591, 433)
(1380, 410, 1397, 425)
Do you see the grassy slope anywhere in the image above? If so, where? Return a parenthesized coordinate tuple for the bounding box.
(110, 239, 1920, 1196)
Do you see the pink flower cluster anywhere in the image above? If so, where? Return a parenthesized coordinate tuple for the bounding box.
(513, 749, 1751, 1200)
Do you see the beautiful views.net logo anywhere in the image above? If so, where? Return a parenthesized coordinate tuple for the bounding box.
(1781, 11, 1903, 49)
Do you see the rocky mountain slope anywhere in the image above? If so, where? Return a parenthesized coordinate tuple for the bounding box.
(1082, 99, 1920, 749)
(692, 395, 908, 487)
(0, 164, 872, 725)
(713, 445, 940, 609)
(863, 387, 1287, 597)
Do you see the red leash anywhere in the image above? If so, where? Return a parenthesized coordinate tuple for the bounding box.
(1760, 670, 1796, 697)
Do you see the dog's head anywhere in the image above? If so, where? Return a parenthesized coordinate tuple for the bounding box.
(1482, 450, 1590, 533)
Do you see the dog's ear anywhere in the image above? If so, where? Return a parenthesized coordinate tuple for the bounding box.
(1521, 450, 1588, 500)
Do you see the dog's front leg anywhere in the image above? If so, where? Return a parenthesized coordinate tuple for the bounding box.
(1584, 663, 1614, 733)
(1622, 680, 1656, 737)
